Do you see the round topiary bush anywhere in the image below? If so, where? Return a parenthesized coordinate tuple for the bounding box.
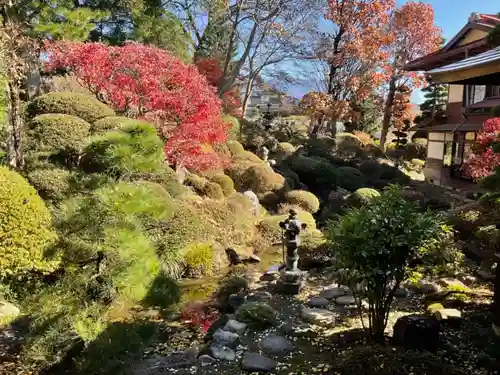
(337, 166, 366, 192)
(345, 188, 381, 208)
(227, 140, 245, 155)
(210, 174, 235, 196)
(26, 92, 115, 123)
(129, 166, 184, 197)
(27, 114, 91, 156)
(0, 166, 58, 276)
(233, 150, 263, 164)
(201, 181, 225, 199)
(91, 116, 141, 135)
(284, 190, 320, 213)
(228, 162, 285, 194)
(27, 168, 72, 201)
(182, 242, 214, 278)
(277, 142, 296, 155)
(359, 160, 382, 180)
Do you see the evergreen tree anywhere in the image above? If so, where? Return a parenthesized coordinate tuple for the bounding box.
(414, 83, 448, 124)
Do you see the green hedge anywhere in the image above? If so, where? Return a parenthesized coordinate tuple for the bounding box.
(345, 188, 381, 208)
(337, 166, 366, 192)
(91, 116, 141, 135)
(26, 92, 115, 123)
(26, 168, 72, 201)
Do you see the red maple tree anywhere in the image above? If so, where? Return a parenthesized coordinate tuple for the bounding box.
(467, 117, 500, 179)
(194, 57, 242, 117)
(44, 41, 230, 170)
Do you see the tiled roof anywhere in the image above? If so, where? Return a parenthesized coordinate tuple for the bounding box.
(427, 46, 500, 75)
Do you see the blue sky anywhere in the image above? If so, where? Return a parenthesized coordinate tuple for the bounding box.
(287, 0, 499, 104)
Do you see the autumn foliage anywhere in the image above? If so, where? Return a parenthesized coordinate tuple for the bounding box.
(44, 41, 230, 170)
(467, 117, 500, 179)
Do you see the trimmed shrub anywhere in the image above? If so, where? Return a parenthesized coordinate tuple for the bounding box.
(345, 188, 381, 208)
(284, 190, 320, 213)
(182, 243, 214, 278)
(365, 144, 385, 158)
(82, 121, 164, 176)
(405, 140, 427, 160)
(233, 150, 263, 163)
(235, 302, 278, 329)
(0, 166, 58, 277)
(287, 155, 338, 194)
(129, 167, 184, 197)
(359, 160, 382, 180)
(227, 140, 245, 155)
(27, 114, 91, 156)
(301, 229, 327, 254)
(223, 114, 240, 140)
(257, 210, 316, 244)
(352, 131, 374, 146)
(26, 168, 72, 201)
(26, 92, 115, 123)
(210, 174, 235, 196)
(306, 136, 336, 159)
(227, 161, 285, 194)
(201, 182, 225, 199)
(277, 142, 295, 155)
(91, 116, 141, 135)
(337, 166, 366, 192)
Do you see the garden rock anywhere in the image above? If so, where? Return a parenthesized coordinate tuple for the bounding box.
(300, 307, 337, 328)
(335, 295, 357, 306)
(247, 291, 273, 303)
(213, 329, 240, 348)
(223, 319, 247, 335)
(308, 296, 330, 308)
(135, 347, 198, 372)
(281, 322, 317, 338)
(394, 288, 410, 298)
(244, 190, 260, 216)
(419, 281, 441, 294)
(435, 308, 462, 321)
(437, 278, 467, 289)
(198, 354, 216, 367)
(249, 254, 261, 263)
(209, 345, 236, 361)
(392, 315, 440, 352)
(228, 294, 247, 312)
(320, 287, 349, 300)
(258, 334, 294, 357)
(241, 352, 277, 372)
(204, 314, 230, 342)
(459, 275, 476, 286)
(0, 301, 20, 320)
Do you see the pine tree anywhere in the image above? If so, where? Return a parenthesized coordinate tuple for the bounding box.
(414, 83, 448, 124)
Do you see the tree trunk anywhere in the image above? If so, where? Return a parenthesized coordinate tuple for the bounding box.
(380, 76, 397, 151)
(5, 77, 23, 169)
(241, 76, 255, 119)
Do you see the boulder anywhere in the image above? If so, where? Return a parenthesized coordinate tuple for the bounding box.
(392, 316, 440, 352)
(308, 296, 330, 308)
(223, 319, 247, 335)
(434, 308, 462, 321)
(437, 278, 467, 289)
(335, 295, 357, 306)
(320, 287, 349, 300)
(228, 294, 247, 312)
(420, 282, 441, 294)
(241, 352, 277, 372)
(235, 302, 278, 329)
(132, 347, 198, 373)
(459, 275, 476, 286)
(209, 345, 236, 361)
(394, 288, 410, 298)
(247, 291, 273, 303)
(258, 334, 294, 357)
(244, 190, 260, 216)
(213, 329, 240, 348)
(204, 314, 230, 342)
(198, 354, 216, 367)
(300, 308, 337, 328)
(281, 322, 318, 338)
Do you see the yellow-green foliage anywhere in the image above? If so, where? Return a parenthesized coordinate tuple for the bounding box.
(185, 173, 207, 193)
(228, 161, 285, 194)
(26, 168, 72, 201)
(27, 114, 91, 155)
(130, 167, 184, 197)
(83, 121, 164, 176)
(201, 181, 225, 199)
(0, 166, 58, 277)
(257, 210, 316, 244)
(411, 159, 425, 167)
(210, 174, 235, 196)
(300, 229, 327, 254)
(336, 133, 362, 148)
(227, 140, 245, 155)
(345, 188, 381, 208)
(26, 92, 115, 123)
(426, 303, 444, 314)
(276, 142, 296, 157)
(182, 242, 214, 278)
(91, 116, 143, 135)
(284, 190, 320, 213)
(233, 150, 263, 163)
(223, 114, 240, 140)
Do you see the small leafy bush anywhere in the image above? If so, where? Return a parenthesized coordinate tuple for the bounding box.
(345, 188, 381, 208)
(82, 121, 164, 176)
(223, 114, 240, 140)
(235, 302, 278, 329)
(182, 243, 214, 278)
(287, 155, 338, 195)
(337, 166, 366, 192)
(210, 174, 235, 196)
(27, 113, 91, 157)
(26, 92, 115, 123)
(284, 190, 320, 213)
(228, 162, 285, 194)
(325, 185, 448, 342)
(227, 140, 245, 155)
(0, 167, 58, 277)
(91, 116, 143, 135)
(201, 181, 225, 199)
(405, 140, 427, 160)
(129, 167, 184, 197)
(26, 168, 72, 201)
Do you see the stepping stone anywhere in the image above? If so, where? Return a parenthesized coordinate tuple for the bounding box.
(308, 296, 329, 308)
(320, 287, 349, 300)
(460, 275, 476, 286)
(394, 288, 410, 298)
(224, 319, 247, 335)
(300, 307, 337, 328)
(209, 345, 236, 361)
(213, 329, 240, 348)
(241, 352, 277, 372)
(248, 291, 273, 302)
(258, 334, 294, 357)
(198, 354, 216, 367)
(437, 278, 467, 289)
(281, 322, 317, 338)
(420, 282, 441, 294)
(335, 295, 357, 305)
